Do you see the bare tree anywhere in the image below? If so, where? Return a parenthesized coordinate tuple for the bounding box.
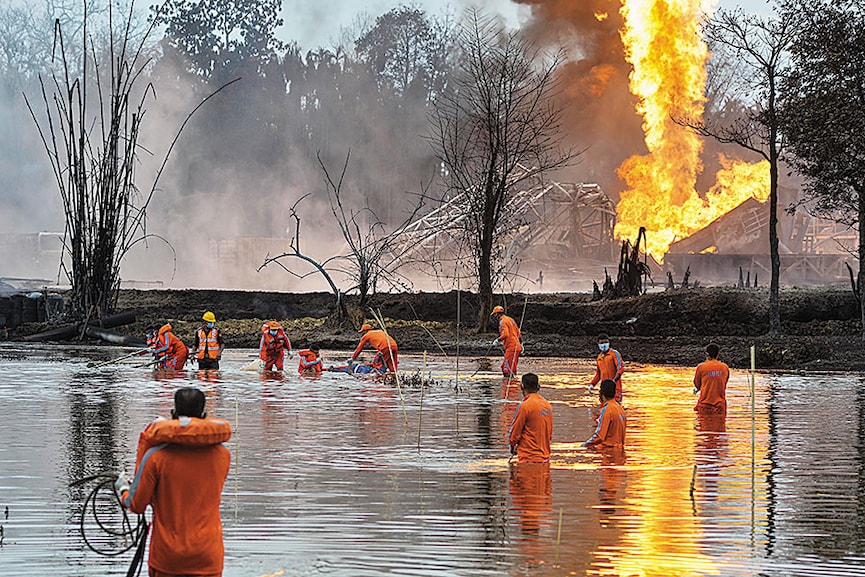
(259, 150, 423, 322)
(428, 10, 576, 330)
(683, 8, 795, 336)
(24, 0, 234, 318)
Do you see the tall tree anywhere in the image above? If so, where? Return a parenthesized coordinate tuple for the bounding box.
(355, 5, 452, 102)
(153, 0, 283, 81)
(779, 0, 865, 338)
(428, 11, 574, 330)
(689, 7, 795, 336)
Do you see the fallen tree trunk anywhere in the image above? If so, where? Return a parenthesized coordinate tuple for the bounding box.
(23, 311, 137, 342)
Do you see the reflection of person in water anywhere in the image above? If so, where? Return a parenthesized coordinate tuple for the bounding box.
(693, 411, 729, 506)
(509, 461, 553, 540)
(597, 448, 627, 525)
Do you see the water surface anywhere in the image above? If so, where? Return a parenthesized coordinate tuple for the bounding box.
(0, 343, 863, 576)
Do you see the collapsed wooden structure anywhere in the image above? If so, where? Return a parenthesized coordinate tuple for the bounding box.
(391, 167, 618, 282)
(664, 198, 856, 284)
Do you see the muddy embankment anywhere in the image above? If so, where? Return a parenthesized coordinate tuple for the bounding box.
(10, 285, 864, 371)
(9, 286, 865, 371)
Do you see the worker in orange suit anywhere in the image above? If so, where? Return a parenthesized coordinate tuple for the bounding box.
(297, 344, 323, 376)
(509, 373, 553, 463)
(150, 323, 188, 370)
(352, 323, 399, 372)
(192, 311, 224, 370)
(259, 320, 292, 371)
(693, 342, 730, 414)
(115, 387, 231, 577)
(589, 333, 624, 402)
(582, 379, 627, 448)
(491, 305, 523, 377)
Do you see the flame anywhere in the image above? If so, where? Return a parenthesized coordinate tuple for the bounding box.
(614, 0, 770, 261)
(595, 11, 610, 21)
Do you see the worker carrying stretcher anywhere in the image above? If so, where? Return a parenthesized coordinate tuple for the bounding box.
(491, 305, 523, 378)
(351, 323, 398, 372)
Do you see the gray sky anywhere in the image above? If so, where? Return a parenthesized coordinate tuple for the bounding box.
(281, 0, 773, 48)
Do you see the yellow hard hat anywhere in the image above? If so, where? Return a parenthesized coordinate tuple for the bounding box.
(359, 323, 373, 332)
(491, 305, 504, 315)
(202, 311, 216, 323)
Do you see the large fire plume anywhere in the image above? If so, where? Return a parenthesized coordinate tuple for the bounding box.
(514, 0, 770, 262)
(615, 0, 769, 260)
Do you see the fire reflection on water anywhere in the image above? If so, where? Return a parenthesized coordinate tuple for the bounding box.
(0, 347, 860, 576)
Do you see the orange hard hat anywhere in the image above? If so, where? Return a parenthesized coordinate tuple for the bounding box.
(491, 305, 504, 315)
(359, 323, 373, 332)
(267, 320, 281, 330)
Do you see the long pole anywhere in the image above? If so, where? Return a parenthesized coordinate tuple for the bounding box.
(418, 351, 426, 452)
(87, 348, 148, 368)
(750, 344, 756, 542)
(455, 272, 460, 392)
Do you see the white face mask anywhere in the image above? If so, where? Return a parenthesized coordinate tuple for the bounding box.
(598, 342, 610, 352)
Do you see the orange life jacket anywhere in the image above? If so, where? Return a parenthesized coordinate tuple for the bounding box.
(260, 327, 291, 360)
(196, 327, 221, 359)
(135, 416, 232, 471)
(297, 349, 322, 374)
(156, 324, 187, 358)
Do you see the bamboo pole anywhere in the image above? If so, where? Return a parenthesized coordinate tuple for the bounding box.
(417, 351, 426, 452)
(554, 507, 563, 564)
(750, 344, 756, 542)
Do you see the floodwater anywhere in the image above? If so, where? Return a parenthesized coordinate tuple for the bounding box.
(1, 343, 864, 577)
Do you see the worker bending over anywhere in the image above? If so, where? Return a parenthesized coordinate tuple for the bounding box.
(297, 344, 323, 376)
(491, 305, 523, 378)
(352, 323, 398, 372)
(589, 333, 624, 402)
(582, 379, 626, 448)
(148, 324, 188, 370)
(192, 311, 224, 370)
(259, 320, 292, 371)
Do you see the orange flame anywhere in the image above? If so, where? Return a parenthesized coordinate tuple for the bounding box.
(614, 0, 769, 261)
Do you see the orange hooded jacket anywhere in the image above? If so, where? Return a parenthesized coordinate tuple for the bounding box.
(123, 417, 231, 575)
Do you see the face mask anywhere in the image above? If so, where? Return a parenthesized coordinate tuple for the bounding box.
(598, 343, 610, 352)
(206, 322, 214, 328)
(269, 329, 277, 336)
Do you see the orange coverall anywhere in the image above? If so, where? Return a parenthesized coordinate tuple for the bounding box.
(509, 392, 553, 463)
(590, 349, 625, 402)
(154, 324, 188, 370)
(123, 442, 230, 576)
(693, 358, 730, 414)
(297, 349, 322, 375)
(498, 314, 522, 376)
(352, 330, 399, 371)
(584, 398, 627, 448)
(259, 327, 291, 371)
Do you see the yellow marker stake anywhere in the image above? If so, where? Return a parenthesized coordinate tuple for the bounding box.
(750, 344, 756, 544)
(555, 507, 563, 564)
